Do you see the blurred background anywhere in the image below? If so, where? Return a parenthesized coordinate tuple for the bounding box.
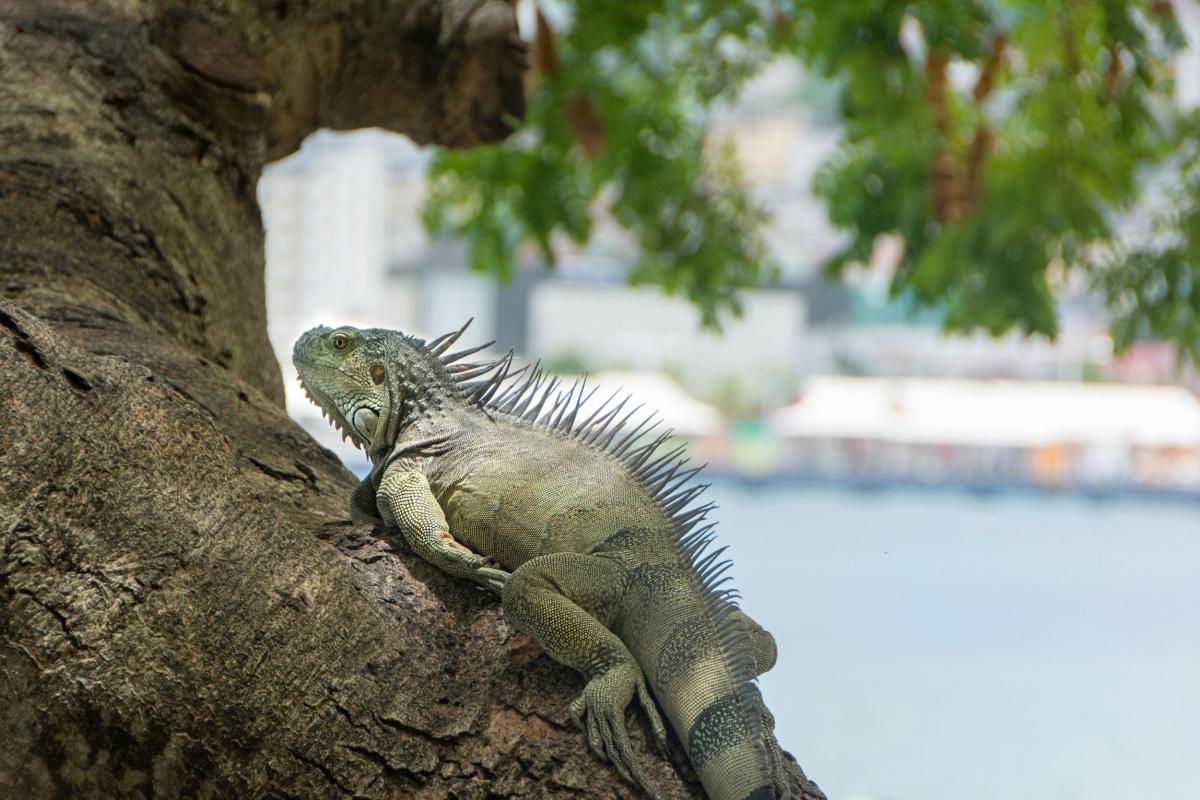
(261, 3, 1200, 799)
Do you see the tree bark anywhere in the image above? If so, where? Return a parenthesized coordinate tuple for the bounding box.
(0, 2, 824, 798)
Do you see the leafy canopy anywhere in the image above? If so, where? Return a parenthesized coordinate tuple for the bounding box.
(424, 1, 1197, 359)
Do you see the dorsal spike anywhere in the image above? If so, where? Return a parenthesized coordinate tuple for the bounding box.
(472, 351, 516, 405)
(648, 459, 687, 493)
(582, 396, 630, 445)
(674, 502, 716, 530)
(548, 380, 579, 429)
(638, 445, 687, 481)
(440, 340, 495, 365)
(625, 430, 674, 470)
(497, 380, 531, 413)
(446, 360, 484, 373)
(496, 364, 542, 412)
(581, 411, 618, 444)
(576, 388, 621, 429)
(428, 318, 473, 355)
(698, 559, 734, 586)
(663, 483, 708, 514)
(596, 401, 643, 450)
(512, 373, 547, 417)
(623, 441, 655, 470)
(524, 377, 560, 422)
(681, 521, 716, 543)
(642, 456, 682, 487)
(693, 545, 730, 576)
(558, 380, 599, 433)
(610, 414, 660, 457)
(450, 363, 495, 381)
(659, 465, 704, 498)
(682, 527, 717, 559)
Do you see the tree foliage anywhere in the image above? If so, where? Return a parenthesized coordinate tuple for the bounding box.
(425, 1, 1197, 357)
(423, 0, 780, 325)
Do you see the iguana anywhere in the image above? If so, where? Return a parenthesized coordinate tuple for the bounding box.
(293, 320, 806, 800)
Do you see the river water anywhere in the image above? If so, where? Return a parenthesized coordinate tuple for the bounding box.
(709, 483, 1200, 800)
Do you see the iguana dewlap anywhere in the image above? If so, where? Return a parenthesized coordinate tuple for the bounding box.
(294, 321, 792, 800)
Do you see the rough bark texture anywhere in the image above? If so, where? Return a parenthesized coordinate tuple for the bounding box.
(0, 2, 823, 798)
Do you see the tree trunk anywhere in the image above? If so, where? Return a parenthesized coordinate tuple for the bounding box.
(0, 2, 824, 798)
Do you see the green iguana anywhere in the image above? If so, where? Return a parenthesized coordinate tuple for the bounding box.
(293, 320, 810, 800)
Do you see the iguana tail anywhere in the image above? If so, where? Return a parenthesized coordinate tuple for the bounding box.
(597, 526, 784, 800)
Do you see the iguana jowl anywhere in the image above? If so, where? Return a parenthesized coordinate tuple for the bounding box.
(294, 321, 799, 800)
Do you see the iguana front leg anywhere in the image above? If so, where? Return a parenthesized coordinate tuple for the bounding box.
(375, 463, 509, 593)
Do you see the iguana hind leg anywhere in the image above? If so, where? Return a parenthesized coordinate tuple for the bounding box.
(502, 552, 668, 797)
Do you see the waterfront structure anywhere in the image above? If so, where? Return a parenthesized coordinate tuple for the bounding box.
(770, 376, 1200, 489)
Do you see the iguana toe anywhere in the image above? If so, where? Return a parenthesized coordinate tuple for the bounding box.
(473, 566, 511, 593)
(569, 662, 663, 799)
(636, 678, 669, 753)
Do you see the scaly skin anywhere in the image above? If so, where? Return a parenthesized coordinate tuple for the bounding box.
(293, 322, 799, 800)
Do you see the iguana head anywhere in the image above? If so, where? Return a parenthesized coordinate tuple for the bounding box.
(292, 325, 409, 452)
(292, 320, 500, 454)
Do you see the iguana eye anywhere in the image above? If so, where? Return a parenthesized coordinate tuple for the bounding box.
(332, 334, 349, 351)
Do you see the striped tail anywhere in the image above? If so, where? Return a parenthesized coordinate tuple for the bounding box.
(613, 532, 782, 800)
